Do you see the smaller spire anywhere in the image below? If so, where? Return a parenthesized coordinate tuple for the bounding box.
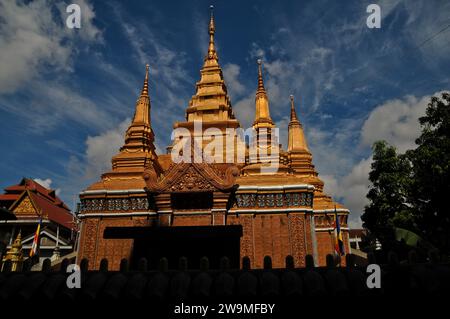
(15, 230, 22, 244)
(257, 59, 266, 94)
(290, 94, 299, 122)
(288, 94, 309, 153)
(1, 230, 23, 271)
(140, 64, 150, 97)
(253, 59, 273, 127)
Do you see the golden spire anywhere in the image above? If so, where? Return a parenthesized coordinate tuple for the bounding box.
(253, 59, 273, 127)
(290, 94, 299, 122)
(206, 5, 218, 61)
(140, 64, 149, 97)
(176, 5, 239, 126)
(257, 59, 266, 94)
(131, 64, 151, 124)
(288, 94, 309, 153)
(111, 63, 162, 174)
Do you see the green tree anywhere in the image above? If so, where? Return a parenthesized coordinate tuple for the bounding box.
(407, 92, 450, 254)
(362, 92, 450, 255)
(361, 141, 414, 250)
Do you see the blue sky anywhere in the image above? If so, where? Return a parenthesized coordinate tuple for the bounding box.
(0, 0, 449, 227)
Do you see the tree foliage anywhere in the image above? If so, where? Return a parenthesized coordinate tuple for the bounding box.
(362, 92, 450, 254)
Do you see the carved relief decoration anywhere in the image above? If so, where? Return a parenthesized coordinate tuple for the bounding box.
(288, 214, 306, 267)
(144, 162, 239, 193)
(12, 196, 36, 215)
(235, 192, 313, 208)
(80, 197, 149, 212)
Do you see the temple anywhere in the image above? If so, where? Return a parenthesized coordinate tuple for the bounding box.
(0, 178, 77, 270)
(77, 8, 350, 270)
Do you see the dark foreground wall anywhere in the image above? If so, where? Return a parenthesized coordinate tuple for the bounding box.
(0, 253, 449, 305)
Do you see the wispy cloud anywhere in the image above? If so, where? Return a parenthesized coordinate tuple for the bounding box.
(0, 0, 102, 94)
(223, 63, 246, 98)
(109, 2, 194, 145)
(0, 0, 109, 135)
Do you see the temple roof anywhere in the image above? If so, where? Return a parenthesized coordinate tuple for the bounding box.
(0, 178, 75, 230)
(0, 178, 69, 210)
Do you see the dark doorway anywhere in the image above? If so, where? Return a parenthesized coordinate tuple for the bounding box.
(104, 225, 242, 270)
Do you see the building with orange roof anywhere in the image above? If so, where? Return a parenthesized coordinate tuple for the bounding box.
(0, 178, 77, 264)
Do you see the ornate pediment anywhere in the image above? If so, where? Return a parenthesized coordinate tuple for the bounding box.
(144, 162, 239, 193)
(10, 191, 39, 217)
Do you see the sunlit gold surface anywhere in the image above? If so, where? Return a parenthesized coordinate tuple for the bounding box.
(1, 232, 23, 272)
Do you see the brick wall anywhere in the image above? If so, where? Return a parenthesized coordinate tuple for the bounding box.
(78, 216, 151, 270)
(78, 212, 345, 270)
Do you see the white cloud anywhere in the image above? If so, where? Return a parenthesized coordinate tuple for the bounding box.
(0, 81, 115, 133)
(249, 42, 265, 60)
(84, 118, 130, 179)
(361, 93, 440, 152)
(0, 0, 101, 94)
(69, 0, 102, 42)
(233, 94, 255, 129)
(0, 0, 110, 134)
(33, 178, 52, 189)
(33, 178, 61, 196)
(83, 116, 165, 180)
(64, 117, 164, 197)
(321, 157, 373, 228)
(275, 116, 290, 150)
(223, 63, 246, 98)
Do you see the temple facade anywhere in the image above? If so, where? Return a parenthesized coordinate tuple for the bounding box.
(77, 10, 350, 270)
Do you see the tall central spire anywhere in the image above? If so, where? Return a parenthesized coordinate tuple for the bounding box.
(176, 5, 239, 126)
(206, 5, 218, 62)
(171, 5, 241, 162)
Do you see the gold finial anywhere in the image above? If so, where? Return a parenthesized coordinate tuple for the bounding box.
(209, 5, 215, 33)
(257, 59, 266, 93)
(1, 230, 24, 271)
(206, 5, 217, 60)
(290, 94, 298, 121)
(140, 64, 150, 97)
(14, 230, 22, 245)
